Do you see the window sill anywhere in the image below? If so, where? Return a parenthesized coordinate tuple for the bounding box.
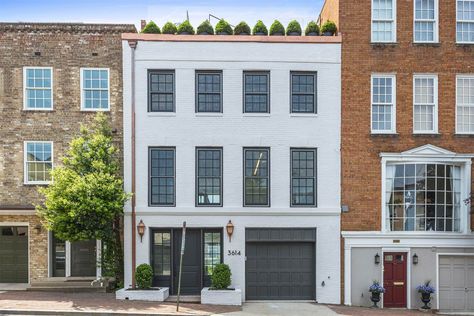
(195, 113, 223, 117)
(456, 43, 474, 47)
(242, 113, 271, 117)
(412, 133, 440, 137)
(24, 182, 50, 186)
(412, 42, 440, 47)
(454, 133, 474, 137)
(371, 42, 398, 47)
(147, 112, 176, 117)
(370, 132, 398, 137)
(290, 113, 318, 117)
(23, 108, 54, 112)
(81, 108, 111, 112)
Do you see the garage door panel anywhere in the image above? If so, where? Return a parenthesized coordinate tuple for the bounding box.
(439, 256, 474, 312)
(0, 227, 28, 283)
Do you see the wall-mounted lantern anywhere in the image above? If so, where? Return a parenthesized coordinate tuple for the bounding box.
(413, 253, 419, 265)
(137, 219, 146, 242)
(375, 253, 380, 265)
(226, 220, 234, 242)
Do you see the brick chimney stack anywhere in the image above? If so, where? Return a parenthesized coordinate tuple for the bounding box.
(140, 20, 146, 31)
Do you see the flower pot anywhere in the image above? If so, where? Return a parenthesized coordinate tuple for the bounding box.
(306, 32, 319, 36)
(178, 32, 190, 35)
(217, 32, 229, 35)
(370, 292, 381, 308)
(287, 32, 301, 36)
(323, 31, 334, 36)
(201, 287, 242, 306)
(236, 32, 249, 35)
(254, 32, 266, 36)
(271, 32, 284, 36)
(198, 32, 210, 35)
(421, 292, 431, 309)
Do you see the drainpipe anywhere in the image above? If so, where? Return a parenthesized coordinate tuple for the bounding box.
(128, 39, 138, 288)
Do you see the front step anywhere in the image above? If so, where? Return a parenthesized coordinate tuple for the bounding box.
(28, 277, 107, 293)
(165, 295, 201, 303)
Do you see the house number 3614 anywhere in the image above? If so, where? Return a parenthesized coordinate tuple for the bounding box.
(228, 250, 241, 256)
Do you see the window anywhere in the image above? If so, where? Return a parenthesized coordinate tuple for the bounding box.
(414, 0, 438, 42)
(149, 148, 175, 206)
(371, 75, 396, 133)
(24, 141, 53, 184)
(203, 231, 222, 277)
(457, 0, 474, 43)
(244, 71, 270, 113)
(81, 68, 109, 110)
(196, 71, 222, 113)
(152, 232, 171, 277)
(456, 76, 474, 133)
(196, 148, 223, 206)
(413, 75, 437, 133)
(385, 163, 462, 232)
(244, 148, 270, 206)
(290, 72, 317, 113)
(291, 149, 317, 207)
(372, 0, 396, 42)
(149, 70, 175, 112)
(24, 67, 52, 110)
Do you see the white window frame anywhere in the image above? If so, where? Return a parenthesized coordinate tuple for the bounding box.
(413, 74, 438, 134)
(371, 0, 397, 43)
(455, 74, 474, 134)
(24, 141, 54, 185)
(456, 0, 474, 44)
(413, 0, 439, 43)
(371, 74, 397, 134)
(23, 66, 54, 111)
(80, 68, 110, 111)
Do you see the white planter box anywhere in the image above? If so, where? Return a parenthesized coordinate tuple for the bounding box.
(201, 287, 242, 306)
(116, 287, 169, 301)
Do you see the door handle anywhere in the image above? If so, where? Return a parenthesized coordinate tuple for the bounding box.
(393, 282, 404, 286)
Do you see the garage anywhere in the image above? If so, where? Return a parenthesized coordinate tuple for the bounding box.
(439, 255, 474, 312)
(0, 226, 28, 283)
(245, 228, 316, 300)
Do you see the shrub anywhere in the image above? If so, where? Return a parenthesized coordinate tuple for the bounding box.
(211, 263, 231, 290)
(286, 20, 302, 35)
(162, 22, 177, 34)
(305, 21, 320, 35)
(197, 20, 214, 35)
(252, 20, 268, 35)
(136, 264, 153, 289)
(215, 19, 233, 35)
(321, 20, 337, 35)
(177, 20, 195, 35)
(233, 21, 251, 35)
(141, 21, 161, 34)
(269, 20, 285, 35)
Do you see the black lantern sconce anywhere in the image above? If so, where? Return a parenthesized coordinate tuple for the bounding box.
(226, 220, 234, 242)
(374, 253, 380, 265)
(413, 253, 419, 265)
(137, 219, 146, 242)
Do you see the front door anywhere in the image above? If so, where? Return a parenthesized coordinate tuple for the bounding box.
(172, 229, 201, 295)
(71, 240, 96, 277)
(51, 234, 66, 277)
(383, 252, 407, 308)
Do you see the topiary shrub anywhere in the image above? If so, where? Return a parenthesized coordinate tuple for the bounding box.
(136, 264, 153, 289)
(177, 20, 195, 35)
(197, 20, 214, 35)
(252, 20, 268, 35)
(305, 21, 320, 36)
(215, 19, 233, 35)
(162, 22, 177, 34)
(233, 21, 251, 35)
(269, 20, 285, 36)
(286, 20, 302, 36)
(141, 21, 161, 34)
(211, 263, 231, 290)
(321, 20, 337, 35)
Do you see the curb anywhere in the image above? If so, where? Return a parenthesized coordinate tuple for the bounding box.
(0, 309, 191, 316)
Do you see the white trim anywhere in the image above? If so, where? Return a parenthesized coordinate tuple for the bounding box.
(371, 74, 397, 134)
(412, 74, 438, 134)
(344, 245, 352, 305)
(371, 0, 397, 43)
(455, 75, 474, 135)
(413, 0, 439, 43)
(126, 208, 341, 217)
(0, 210, 36, 215)
(23, 66, 53, 111)
(0, 222, 31, 284)
(96, 240, 102, 278)
(65, 241, 71, 277)
(456, 0, 474, 44)
(80, 68, 110, 111)
(23, 141, 53, 185)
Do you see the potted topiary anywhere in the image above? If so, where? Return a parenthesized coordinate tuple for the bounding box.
(201, 263, 242, 306)
(162, 22, 177, 35)
(368, 281, 385, 308)
(233, 21, 251, 35)
(269, 20, 285, 36)
(416, 281, 435, 309)
(286, 20, 302, 36)
(305, 21, 320, 36)
(177, 20, 195, 35)
(141, 21, 161, 34)
(215, 19, 233, 35)
(321, 20, 337, 36)
(252, 20, 268, 36)
(116, 263, 169, 301)
(197, 20, 214, 35)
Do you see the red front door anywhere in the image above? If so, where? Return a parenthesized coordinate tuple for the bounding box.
(383, 252, 407, 308)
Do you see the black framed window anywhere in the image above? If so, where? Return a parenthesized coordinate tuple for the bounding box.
(244, 71, 270, 113)
(196, 148, 223, 206)
(149, 70, 175, 112)
(152, 231, 171, 276)
(290, 72, 317, 113)
(244, 148, 270, 206)
(203, 231, 222, 278)
(291, 148, 317, 207)
(149, 147, 175, 206)
(196, 71, 222, 112)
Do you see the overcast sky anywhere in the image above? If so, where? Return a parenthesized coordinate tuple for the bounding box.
(1, 0, 324, 30)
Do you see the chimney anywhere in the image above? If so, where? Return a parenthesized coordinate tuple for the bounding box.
(140, 20, 146, 31)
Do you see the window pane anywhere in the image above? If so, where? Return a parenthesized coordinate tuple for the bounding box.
(149, 72, 175, 112)
(456, 77, 474, 133)
(372, 76, 394, 132)
(291, 149, 317, 206)
(244, 73, 269, 113)
(291, 73, 317, 113)
(244, 149, 269, 206)
(204, 232, 221, 276)
(25, 141, 53, 183)
(414, 77, 436, 132)
(82, 69, 109, 110)
(150, 148, 175, 205)
(25, 68, 52, 109)
(153, 232, 171, 276)
(457, 1, 474, 42)
(197, 149, 222, 206)
(197, 73, 222, 112)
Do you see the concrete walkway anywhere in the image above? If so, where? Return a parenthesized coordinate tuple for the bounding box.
(220, 302, 338, 316)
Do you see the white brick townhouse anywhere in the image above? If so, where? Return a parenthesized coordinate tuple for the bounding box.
(122, 33, 341, 303)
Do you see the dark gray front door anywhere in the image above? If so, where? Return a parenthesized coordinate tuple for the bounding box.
(0, 226, 28, 283)
(172, 229, 201, 295)
(71, 240, 96, 277)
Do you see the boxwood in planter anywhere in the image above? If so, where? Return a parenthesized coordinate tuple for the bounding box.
(136, 264, 153, 289)
(211, 263, 232, 290)
(269, 20, 285, 36)
(215, 19, 233, 35)
(252, 20, 268, 35)
(286, 20, 302, 36)
(162, 22, 177, 34)
(321, 20, 337, 36)
(141, 21, 161, 34)
(305, 21, 320, 36)
(233, 21, 251, 35)
(177, 20, 195, 35)
(197, 20, 214, 35)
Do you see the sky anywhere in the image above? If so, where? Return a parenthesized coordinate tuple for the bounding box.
(0, 0, 324, 30)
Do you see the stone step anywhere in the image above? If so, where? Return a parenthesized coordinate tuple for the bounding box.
(165, 295, 201, 303)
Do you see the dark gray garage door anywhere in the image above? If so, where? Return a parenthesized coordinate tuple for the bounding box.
(439, 255, 474, 312)
(246, 228, 315, 300)
(0, 226, 28, 283)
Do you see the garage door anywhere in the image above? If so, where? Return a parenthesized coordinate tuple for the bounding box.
(439, 255, 474, 312)
(245, 228, 315, 300)
(0, 226, 28, 283)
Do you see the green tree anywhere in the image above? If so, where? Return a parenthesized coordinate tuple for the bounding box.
(37, 113, 130, 286)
